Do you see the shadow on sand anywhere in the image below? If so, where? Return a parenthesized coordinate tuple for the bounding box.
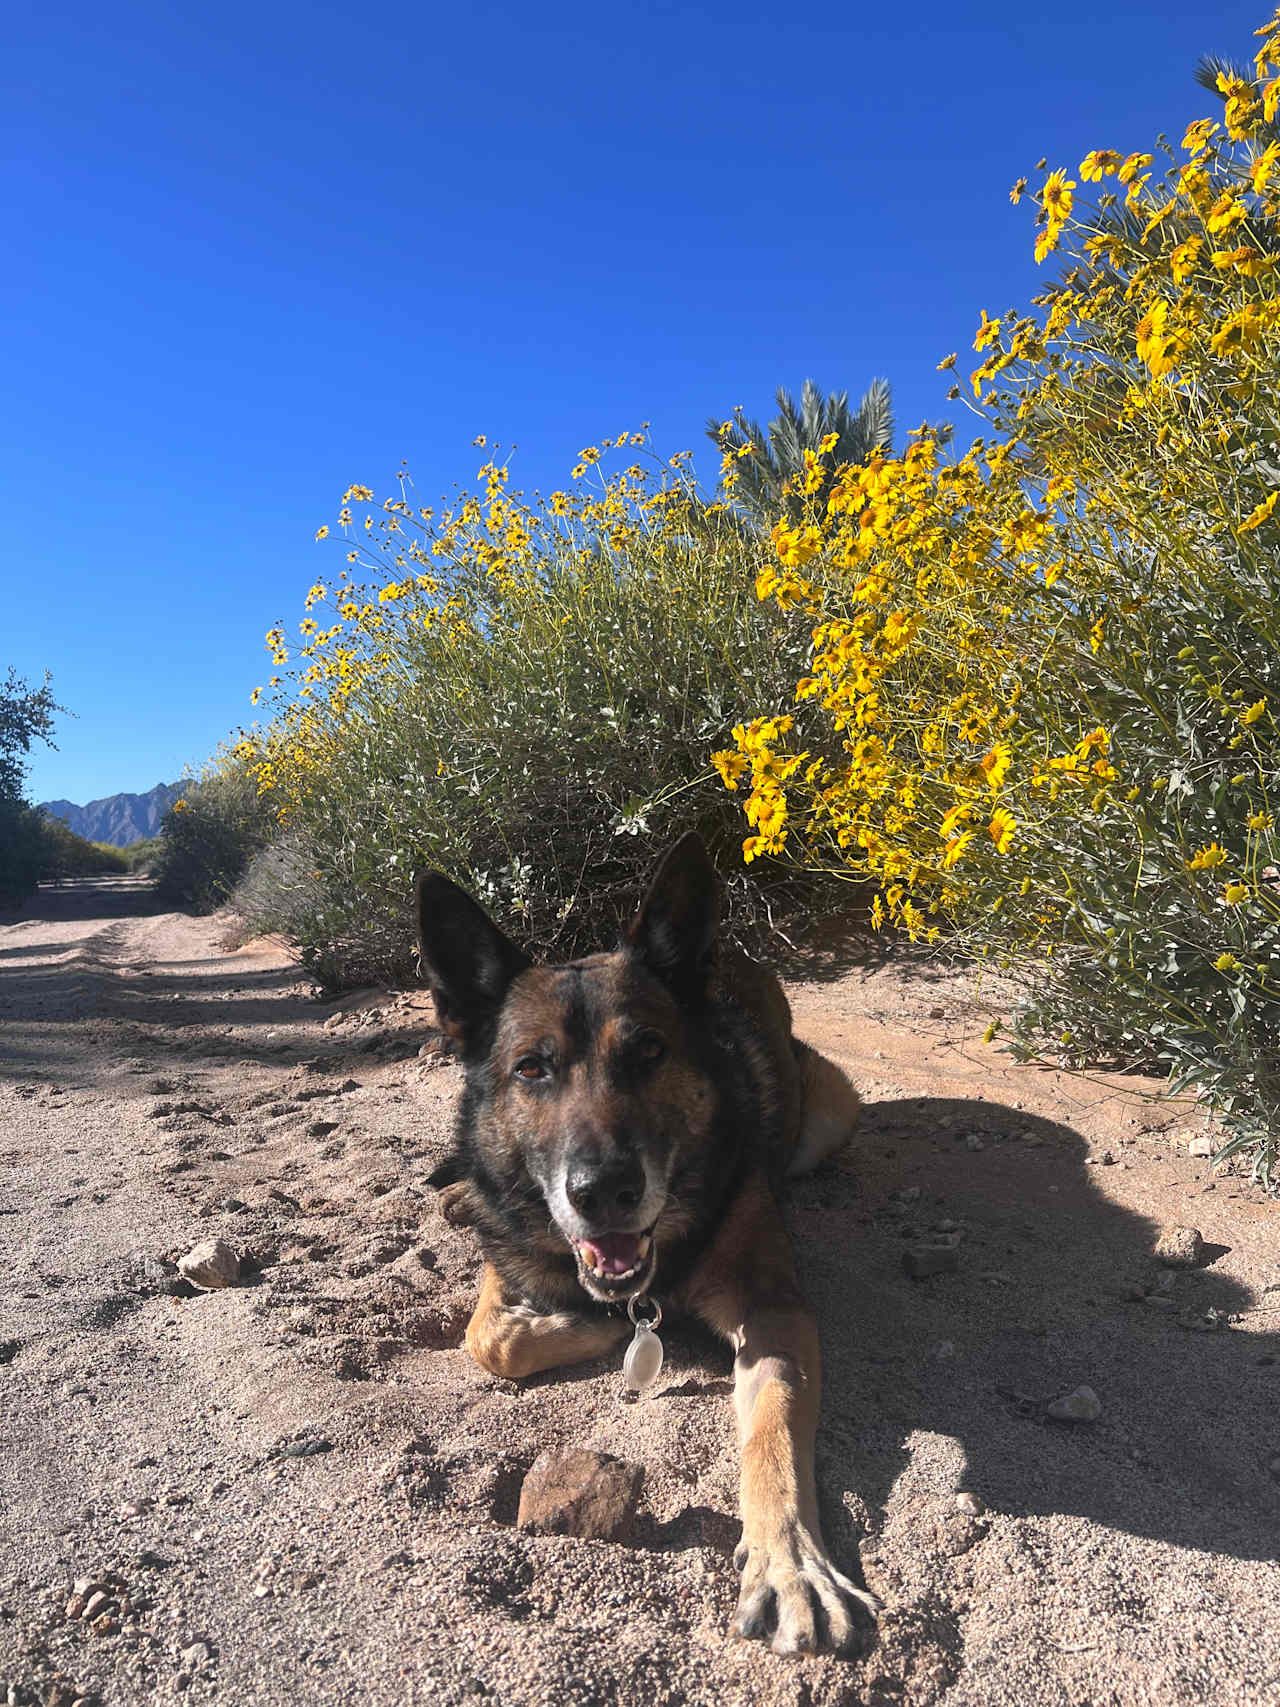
(797, 1097, 1278, 1573)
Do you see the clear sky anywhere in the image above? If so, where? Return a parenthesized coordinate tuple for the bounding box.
(4, 0, 1264, 805)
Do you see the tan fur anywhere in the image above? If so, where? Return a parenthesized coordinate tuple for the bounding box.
(464, 1262, 629, 1380)
(788, 1041, 862, 1176)
(680, 1171, 879, 1653)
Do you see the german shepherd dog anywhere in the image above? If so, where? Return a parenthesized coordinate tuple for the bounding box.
(415, 833, 879, 1655)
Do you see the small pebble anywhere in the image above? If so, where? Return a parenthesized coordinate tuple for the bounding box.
(954, 1491, 984, 1516)
(1047, 1384, 1102, 1422)
(1187, 1135, 1214, 1158)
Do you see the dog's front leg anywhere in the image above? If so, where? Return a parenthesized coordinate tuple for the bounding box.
(465, 1262, 629, 1380)
(686, 1174, 879, 1655)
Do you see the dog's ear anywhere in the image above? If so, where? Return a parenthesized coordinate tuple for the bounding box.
(627, 833, 721, 996)
(414, 872, 532, 1051)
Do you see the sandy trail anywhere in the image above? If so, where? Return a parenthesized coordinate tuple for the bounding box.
(0, 877, 1276, 1707)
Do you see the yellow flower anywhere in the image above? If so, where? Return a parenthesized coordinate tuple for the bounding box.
(1241, 698, 1267, 725)
(1171, 238, 1203, 283)
(1080, 149, 1123, 180)
(1213, 952, 1239, 972)
(1224, 883, 1250, 905)
(1251, 139, 1280, 192)
(973, 310, 1002, 353)
(1238, 493, 1279, 533)
(315, 525, 330, 541)
(1217, 71, 1260, 139)
(980, 744, 1012, 794)
(982, 1021, 999, 1043)
(1117, 152, 1153, 184)
(988, 807, 1017, 854)
(1180, 118, 1219, 156)
(942, 830, 974, 868)
(1188, 842, 1227, 869)
(1041, 169, 1075, 222)
(1247, 810, 1274, 831)
(711, 749, 750, 790)
(1009, 176, 1028, 205)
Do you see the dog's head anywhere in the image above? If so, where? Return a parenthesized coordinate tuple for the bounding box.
(414, 835, 722, 1303)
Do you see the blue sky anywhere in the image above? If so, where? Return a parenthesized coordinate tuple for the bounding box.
(4, 0, 1264, 806)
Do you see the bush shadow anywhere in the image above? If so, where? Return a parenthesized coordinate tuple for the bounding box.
(796, 1096, 1279, 1567)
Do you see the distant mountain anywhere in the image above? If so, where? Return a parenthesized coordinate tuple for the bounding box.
(39, 781, 185, 847)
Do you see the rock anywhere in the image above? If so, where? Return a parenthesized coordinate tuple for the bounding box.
(964, 1134, 985, 1152)
(178, 1239, 240, 1290)
(306, 1120, 339, 1138)
(1187, 1135, 1214, 1158)
(903, 1245, 959, 1279)
(954, 1491, 984, 1515)
(1154, 1226, 1204, 1268)
(516, 1448, 643, 1542)
(1047, 1384, 1102, 1422)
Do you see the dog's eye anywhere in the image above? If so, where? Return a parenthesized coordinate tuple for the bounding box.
(634, 1032, 666, 1065)
(513, 1056, 549, 1082)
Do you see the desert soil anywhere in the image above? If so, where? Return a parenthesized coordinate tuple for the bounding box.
(1, 875, 1277, 1707)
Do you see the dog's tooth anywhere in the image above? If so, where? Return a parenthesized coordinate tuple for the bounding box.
(637, 1234, 651, 1259)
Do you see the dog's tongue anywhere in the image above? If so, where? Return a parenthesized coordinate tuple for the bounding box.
(581, 1232, 641, 1276)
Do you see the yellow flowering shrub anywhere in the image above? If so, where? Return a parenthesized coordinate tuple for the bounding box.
(239, 437, 830, 984)
(714, 15, 1280, 1184)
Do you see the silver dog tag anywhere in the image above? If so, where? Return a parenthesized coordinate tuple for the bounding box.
(623, 1295, 664, 1394)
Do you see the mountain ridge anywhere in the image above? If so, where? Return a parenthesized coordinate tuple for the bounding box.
(39, 781, 184, 847)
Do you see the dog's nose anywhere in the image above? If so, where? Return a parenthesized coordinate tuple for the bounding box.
(565, 1157, 644, 1220)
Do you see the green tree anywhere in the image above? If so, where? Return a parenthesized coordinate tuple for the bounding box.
(706, 378, 895, 528)
(0, 669, 65, 905)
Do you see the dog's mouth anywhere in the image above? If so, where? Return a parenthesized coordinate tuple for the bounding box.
(572, 1227, 656, 1301)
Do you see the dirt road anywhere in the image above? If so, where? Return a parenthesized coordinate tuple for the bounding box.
(1, 877, 1277, 1707)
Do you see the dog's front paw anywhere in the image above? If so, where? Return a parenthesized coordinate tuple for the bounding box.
(733, 1523, 880, 1656)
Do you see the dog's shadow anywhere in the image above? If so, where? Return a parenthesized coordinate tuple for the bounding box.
(794, 1096, 1279, 1570)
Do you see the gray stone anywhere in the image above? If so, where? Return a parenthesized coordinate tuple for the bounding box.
(516, 1448, 643, 1542)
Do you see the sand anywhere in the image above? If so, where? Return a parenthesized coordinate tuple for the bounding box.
(1, 875, 1276, 1707)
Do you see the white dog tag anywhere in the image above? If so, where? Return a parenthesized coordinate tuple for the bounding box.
(623, 1296, 664, 1394)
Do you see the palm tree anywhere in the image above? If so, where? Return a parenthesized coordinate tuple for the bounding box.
(706, 377, 894, 528)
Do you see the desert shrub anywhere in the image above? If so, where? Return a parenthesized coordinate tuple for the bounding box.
(151, 753, 276, 913)
(118, 835, 164, 872)
(0, 800, 50, 906)
(0, 668, 62, 907)
(711, 17, 1280, 1184)
(35, 818, 130, 879)
(239, 440, 836, 984)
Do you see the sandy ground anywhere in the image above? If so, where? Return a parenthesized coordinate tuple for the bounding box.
(1, 875, 1277, 1707)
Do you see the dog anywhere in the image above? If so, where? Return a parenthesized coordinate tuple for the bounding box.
(414, 832, 879, 1655)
